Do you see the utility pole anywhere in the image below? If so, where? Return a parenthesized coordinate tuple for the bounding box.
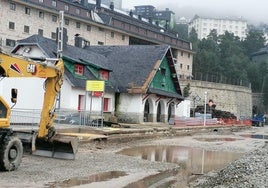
(204, 92, 207, 126)
(57, 11, 64, 58)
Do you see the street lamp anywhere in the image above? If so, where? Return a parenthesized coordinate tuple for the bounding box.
(204, 92, 207, 126)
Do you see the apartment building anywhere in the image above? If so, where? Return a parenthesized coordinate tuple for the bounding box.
(90, 0, 122, 9)
(133, 5, 175, 29)
(188, 15, 247, 40)
(0, 0, 193, 79)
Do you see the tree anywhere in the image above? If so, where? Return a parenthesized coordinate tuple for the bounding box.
(173, 23, 188, 40)
(242, 30, 266, 56)
(188, 28, 199, 51)
(183, 83, 191, 98)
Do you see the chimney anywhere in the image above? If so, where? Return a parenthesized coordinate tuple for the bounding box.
(148, 17, 152, 24)
(74, 34, 83, 48)
(138, 15, 142, 20)
(96, 0, 101, 9)
(129, 10, 133, 17)
(165, 20, 169, 30)
(110, 2, 114, 10)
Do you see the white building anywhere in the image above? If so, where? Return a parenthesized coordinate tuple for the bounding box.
(188, 15, 247, 40)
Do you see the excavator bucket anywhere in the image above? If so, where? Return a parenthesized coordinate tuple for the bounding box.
(32, 134, 79, 160)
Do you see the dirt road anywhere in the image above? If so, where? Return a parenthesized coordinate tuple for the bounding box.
(0, 125, 267, 188)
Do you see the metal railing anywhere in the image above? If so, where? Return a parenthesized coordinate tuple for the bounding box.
(10, 108, 106, 127)
(191, 72, 251, 87)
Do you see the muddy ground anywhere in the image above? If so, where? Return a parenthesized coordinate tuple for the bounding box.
(0, 125, 267, 188)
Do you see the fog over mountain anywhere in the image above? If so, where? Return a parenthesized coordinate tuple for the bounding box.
(122, 0, 268, 24)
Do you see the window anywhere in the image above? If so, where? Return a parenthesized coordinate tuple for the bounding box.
(39, 11, 44, 18)
(188, 53, 191, 58)
(122, 35, 125, 40)
(74, 64, 84, 76)
(180, 63, 183, 69)
(51, 32, 56, 39)
(87, 25, 91, 31)
(75, 8, 80, 15)
(111, 32, 114, 38)
(65, 19, 69, 25)
(98, 27, 104, 32)
(187, 65, 190, 70)
(38, 29, 43, 36)
(6, 39, 16, 47)
(52, 0, 57, 7)
(86, 11, 90, 17)
(160, 68, 166, 76)
(104, 98, 110, 112)
(76, 22, 81, 28)
(98, 41, 104, 45)
(99, 70, 109, 80)
(52, 15, 57, 22)
(181, 51, 183, 56)
(78, 95, 85, 111)
(10, 2, 16, 10)
(9, 22, 15, 30)
(24, 25, 30, 33)
(25, 7, 30, 15)
(65, 5, 69, 11)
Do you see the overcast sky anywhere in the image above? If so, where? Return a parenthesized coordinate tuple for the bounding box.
(122, 0, 268, 24)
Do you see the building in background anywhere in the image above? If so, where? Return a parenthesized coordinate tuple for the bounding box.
(188, 15, 247, 40)
(133, 6, 175, 29)
(90, 0, 122, 9)
(0, 0, 193, 80)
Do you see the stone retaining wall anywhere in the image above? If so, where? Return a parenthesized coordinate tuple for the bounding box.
(180, 80, 252, 119)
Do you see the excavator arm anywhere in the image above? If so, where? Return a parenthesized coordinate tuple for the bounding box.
(0, 52, 77, 171)
(0, 52, 64, 139)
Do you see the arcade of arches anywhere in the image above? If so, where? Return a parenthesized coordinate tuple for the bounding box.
(143, 98, 175, 123)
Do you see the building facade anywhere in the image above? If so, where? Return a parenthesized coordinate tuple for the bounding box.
(9, 35, 184, 124)
(0, 0, 193, 80)
(188, 15, 247, 40)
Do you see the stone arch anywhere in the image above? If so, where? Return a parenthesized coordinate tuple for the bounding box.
(168, 102, 175, 122)
(156, 100, 166, 122)
(143, 98, 153, 122)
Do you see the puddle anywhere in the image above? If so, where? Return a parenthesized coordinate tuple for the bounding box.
(46, 171, 127, 187)
(240, 134, 268, 139)
(123, 168, 179, 188)
(118, 145, 243, 187)
(195, 137, 239, 142)
(47, 146, 243, 188)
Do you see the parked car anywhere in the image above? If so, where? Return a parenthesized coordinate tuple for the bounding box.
(251, 114, 265, 127)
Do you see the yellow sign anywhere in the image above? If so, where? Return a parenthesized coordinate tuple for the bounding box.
(86, 80, 105, 91)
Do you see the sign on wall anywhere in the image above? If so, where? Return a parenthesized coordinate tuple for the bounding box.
(86, 80, 105, 91)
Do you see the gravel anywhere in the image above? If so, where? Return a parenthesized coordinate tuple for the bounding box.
(188, 141, 268, 188)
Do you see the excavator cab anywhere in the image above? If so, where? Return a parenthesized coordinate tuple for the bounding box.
(11, 88, 17, 104)
(0, 96, 10, 127)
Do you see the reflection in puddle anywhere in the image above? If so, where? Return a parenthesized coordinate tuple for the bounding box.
(46, 171, 127, 187)
(118, 145, 243, 187)
(240, 134, 268, 140)
(123, 168, 179, 188)
(195, 137, 239, 142)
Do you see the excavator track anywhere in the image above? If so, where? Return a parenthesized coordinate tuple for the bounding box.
(0, 129, 23, 171)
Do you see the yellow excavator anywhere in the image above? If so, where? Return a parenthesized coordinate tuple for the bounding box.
(0, 51, 78, 171)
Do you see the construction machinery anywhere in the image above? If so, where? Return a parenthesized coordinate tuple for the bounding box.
(0, 51, 78, 171)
